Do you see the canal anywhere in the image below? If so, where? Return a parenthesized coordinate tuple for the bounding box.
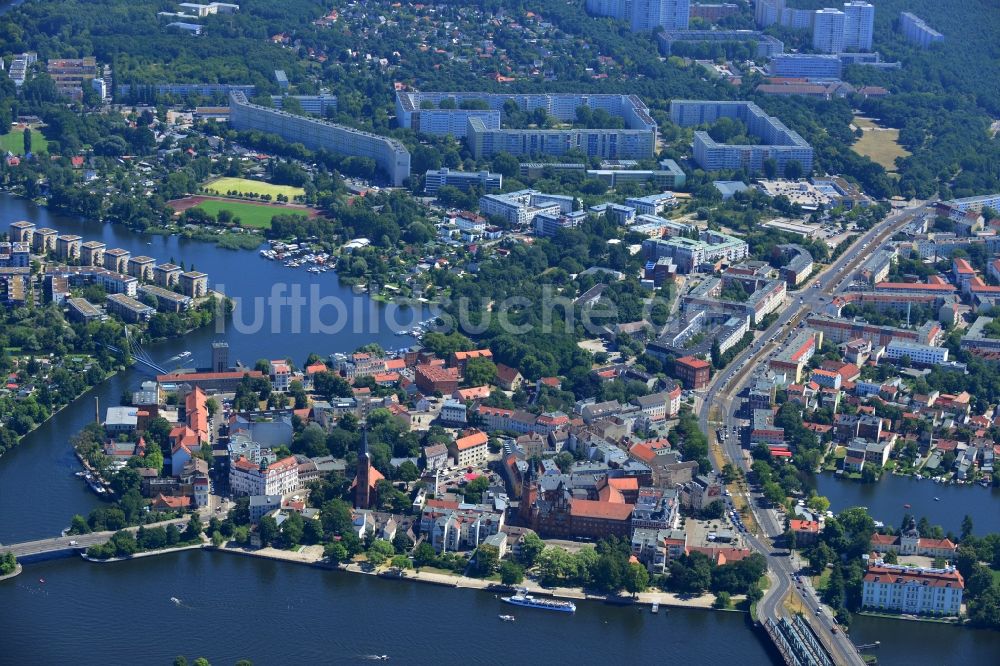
(2, 193, 999, 663)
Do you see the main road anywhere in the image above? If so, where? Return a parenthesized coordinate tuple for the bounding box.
(696, 202, 931, 666)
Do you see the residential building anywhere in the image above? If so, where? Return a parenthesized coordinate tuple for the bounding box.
(270, 93, 338, 116)
(179, 271, 208, 297)
(812, 8, 845, 53)
(899, 12, 943, 48)
(642, 230, 748, 273)
(769, 328, 820, 384)
(424, 168, 502, 195)
(106, 293, 155, 323)
(842, 2, 874, 52)
(479, 189, 575, 227)
(454, 430, 489, 467)
(768, 54, 842, 80)
(869, 519, 959, 559)
(230, 90, 410, 186)
(657, 30, 784, 58)
(229, 455, 300, 497)
(629, 0, 690, 32)
(440, 399, 468, 426)
(127, 256, 156, 282)
(156, 370, 265, 393)
(862, 561, 963, 617)
(154, 263, 182, 288)
(56, 235, 81, 261)
(396, 92, 656, 162)
(80, 241, 105, 267)
(885, 340, 949, 366)
(47, 57, 100, 101)
(674, 355, 710, 389)
(415, 364, 460, 395)
(670, 101, 813, 176)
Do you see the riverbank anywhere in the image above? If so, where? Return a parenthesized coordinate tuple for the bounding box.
(0, 563, 23, 582)
(217, 542, 721, 610)
(0, 366, 119, 464)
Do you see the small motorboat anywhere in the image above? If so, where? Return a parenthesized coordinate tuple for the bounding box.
(170, 597, 181, 605)
(38, 578, 45, 584)
(934, 497, 941, 501)
(498, 614, 516, 622)
(903, 503, 911, 509)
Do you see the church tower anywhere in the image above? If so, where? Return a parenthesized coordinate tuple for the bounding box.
(355, 424, 372, 509)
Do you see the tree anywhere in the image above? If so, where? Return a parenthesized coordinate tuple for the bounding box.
(366, 539, 395, 567)
(962, 515, 974, 541)
(499, 560, 525, 586)
(413, 542, 437, 568)
(390, 554, 412, 570)
(518, 532, 545, 567)
(463, 357, 498, 387)
(68, 514, 91, 535)
(23, 128, 31, 155)
(183, 514, 203, 541)
(325, 541, 349, 564)
(713, 591, 732, 609)
(258, 516, 279, 547)
(473, 544, 500, 577)
(624, 562, 650, 596)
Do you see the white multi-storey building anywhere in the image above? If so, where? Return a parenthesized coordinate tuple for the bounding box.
(812, 8, 845, 54)
(885, 340, 949, 366)
(899, 12, 943, 49)
(229, 91, 410, 186)
(842, 1, 874, 51)
(862, 561, 964, 617)
(230, 455, 300, 497)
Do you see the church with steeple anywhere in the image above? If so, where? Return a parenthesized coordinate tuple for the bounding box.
(351, 425, 383, 509)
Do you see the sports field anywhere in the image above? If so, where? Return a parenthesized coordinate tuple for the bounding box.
(0, 129, 49, 155)
(190, 199, 307, 229)
(204, 177, 305, 199)
(852, 117, 910, 173)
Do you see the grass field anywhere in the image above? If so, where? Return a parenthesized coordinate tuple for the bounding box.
(852, 117, 911, 173)
(204, 177, 305, 199)
(193, 200, 306, 229)
(0, 129, 49, 156)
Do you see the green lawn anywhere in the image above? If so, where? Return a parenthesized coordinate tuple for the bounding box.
(193, 200, 306, 230)
(0, 129, 49, 155)
(204, 176, 305, 199)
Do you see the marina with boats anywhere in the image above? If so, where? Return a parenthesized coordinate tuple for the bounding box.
(259, 239, 336, 273)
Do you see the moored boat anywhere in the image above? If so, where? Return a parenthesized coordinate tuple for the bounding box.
(501, 589, 576, 613)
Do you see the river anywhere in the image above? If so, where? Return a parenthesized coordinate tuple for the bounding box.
(815, 472, 1000, 536)
(0, 550, 774, 666)
(1, 193, 999, 663)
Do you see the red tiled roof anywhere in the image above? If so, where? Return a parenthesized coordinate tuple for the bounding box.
(676, 355, 710, 369)
(568, 499, 633, 520)
(864, 565, 964, 589)
(455, 431, 488, 450)
(790, 519, 820, 533)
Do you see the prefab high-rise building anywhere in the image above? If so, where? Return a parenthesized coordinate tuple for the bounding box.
(630, 0, 690, 32)
(812, 8, 846, 54)
(842, 1, 874, 51)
